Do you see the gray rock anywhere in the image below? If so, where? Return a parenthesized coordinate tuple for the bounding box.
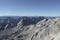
(1, 18, 60, 40)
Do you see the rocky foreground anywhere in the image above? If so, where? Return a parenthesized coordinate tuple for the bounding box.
(0, 17, 60, 40)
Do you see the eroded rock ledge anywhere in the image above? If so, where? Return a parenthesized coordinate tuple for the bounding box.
(1, 17, 60, 40)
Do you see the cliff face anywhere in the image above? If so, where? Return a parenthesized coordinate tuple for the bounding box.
(14, 18, 60, 40)
(0, 17, 60, 40)
(0, 16, 44, 31)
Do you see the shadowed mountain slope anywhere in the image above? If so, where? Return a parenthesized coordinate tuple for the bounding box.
(0, 16, 60, 40)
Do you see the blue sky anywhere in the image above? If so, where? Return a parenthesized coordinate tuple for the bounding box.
(0, 0, 60, 16)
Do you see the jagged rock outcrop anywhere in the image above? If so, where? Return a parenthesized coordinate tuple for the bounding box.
(0, 16, 44, 31)
(0, 17, 20, 31)
(13, 18, 60, 40)
(0, 19, 23, 40)
(1, 17, 60, 40)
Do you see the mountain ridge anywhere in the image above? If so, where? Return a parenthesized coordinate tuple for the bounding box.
(0, 16, 60, 40)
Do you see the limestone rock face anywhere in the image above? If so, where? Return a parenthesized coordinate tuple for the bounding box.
(15, 18, 60, 40)
(1, 17, 60, 40)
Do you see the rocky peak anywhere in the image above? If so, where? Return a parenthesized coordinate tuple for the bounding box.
(0, 17, 60, 40)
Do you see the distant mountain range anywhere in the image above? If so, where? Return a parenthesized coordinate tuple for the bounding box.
(0, 16, 45, 31)
(0, 16, 60, 40)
